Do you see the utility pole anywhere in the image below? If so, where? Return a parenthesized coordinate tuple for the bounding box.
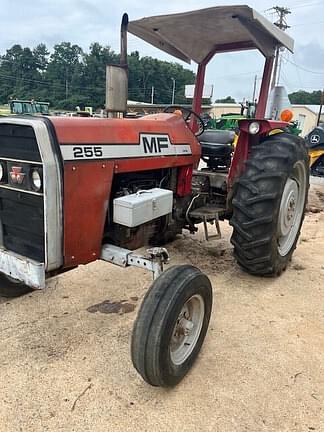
(65, 79, 68, 99)
(151, 86, 155, 104)
(269, 6, 291, 89)
(317, 89, 324, 126)
(65, 67, 69, 99)
(252, 74, 258, 102)
(171, 78, 176, 104)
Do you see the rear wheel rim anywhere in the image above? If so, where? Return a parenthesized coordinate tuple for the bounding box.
(170, 294, 205, 366)
(278, 161, 307, 256)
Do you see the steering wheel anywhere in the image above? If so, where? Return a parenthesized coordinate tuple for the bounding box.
(163, 105, 206, 137)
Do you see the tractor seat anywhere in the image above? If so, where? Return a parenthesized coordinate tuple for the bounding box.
(199, 130, 235, 144)
(198, 129, 235, 158)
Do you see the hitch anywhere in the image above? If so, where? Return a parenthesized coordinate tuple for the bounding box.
(101, 244, 169, 280)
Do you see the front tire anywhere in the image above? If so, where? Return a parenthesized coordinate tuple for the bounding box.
(230, 132, 309, 276)
(0, 273, 33, 297)
(131, 265, 212, 387)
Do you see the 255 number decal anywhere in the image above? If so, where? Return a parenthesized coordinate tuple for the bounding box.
(72, 146, 103, 158)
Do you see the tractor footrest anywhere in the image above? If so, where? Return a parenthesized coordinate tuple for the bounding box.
(189, 205, 222, 241)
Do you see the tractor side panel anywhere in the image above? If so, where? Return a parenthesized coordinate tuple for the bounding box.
(63, 161, 114, 267)
(50, 115, 200, 268)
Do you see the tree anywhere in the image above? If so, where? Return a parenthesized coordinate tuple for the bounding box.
(0, 44, 46, 102)
(45, 42, 83, 106)
(82, 42, 119, 108)
(127, 53, 195, 104)
(214, 96, 236, 103)
(0, 41, 196, 108)
(288, 90, 322, 105)
(33, 44, 49, 72)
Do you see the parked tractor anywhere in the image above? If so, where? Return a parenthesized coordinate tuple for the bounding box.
(305, 124, 324, 177)
(9, 99, 50, 115)
(0, 6, 309, 387)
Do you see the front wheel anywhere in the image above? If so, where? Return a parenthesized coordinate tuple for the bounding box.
(230, 132, 309, 276)
(131, 265, 212, 387)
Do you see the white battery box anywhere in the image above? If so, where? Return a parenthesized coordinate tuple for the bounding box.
(113, 188, 173, 228)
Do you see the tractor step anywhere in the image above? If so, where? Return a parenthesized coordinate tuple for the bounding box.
(189, 205, 223, 241)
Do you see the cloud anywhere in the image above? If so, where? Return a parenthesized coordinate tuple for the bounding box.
(296, 42, 324, 71)
(0, 0, 323, 99)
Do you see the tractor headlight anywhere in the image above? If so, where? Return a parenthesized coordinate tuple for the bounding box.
(31, 169, 42, 192)
(248, 122, 260, 135)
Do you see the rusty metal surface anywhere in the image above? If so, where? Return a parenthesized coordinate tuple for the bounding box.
(63, 161, 114, 267)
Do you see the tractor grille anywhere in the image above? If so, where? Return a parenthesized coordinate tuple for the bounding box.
(0, 124, 45, 262)
(0, 123, 41, 162)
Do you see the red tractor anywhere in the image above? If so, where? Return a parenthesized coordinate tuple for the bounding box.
(0, 6, 309, 387)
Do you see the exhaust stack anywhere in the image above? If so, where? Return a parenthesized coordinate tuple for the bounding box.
(105, 13, 129, 116)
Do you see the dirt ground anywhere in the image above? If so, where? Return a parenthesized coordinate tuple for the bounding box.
(0, 184, 324, 432)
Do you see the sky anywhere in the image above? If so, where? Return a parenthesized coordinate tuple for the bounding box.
(1, 0, 324, 102)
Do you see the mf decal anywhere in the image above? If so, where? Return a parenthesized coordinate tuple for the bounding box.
(140, 134, 170, 154)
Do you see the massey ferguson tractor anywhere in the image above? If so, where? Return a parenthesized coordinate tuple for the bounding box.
(0, 6, 309, 387)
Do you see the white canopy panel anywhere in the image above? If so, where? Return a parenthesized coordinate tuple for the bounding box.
(128, 5, 294, 64)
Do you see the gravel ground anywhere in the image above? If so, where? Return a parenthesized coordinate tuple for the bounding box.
(0, 184, 323, 432)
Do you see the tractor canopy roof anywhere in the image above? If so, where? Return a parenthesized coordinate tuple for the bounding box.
(128, 5, 294, 64)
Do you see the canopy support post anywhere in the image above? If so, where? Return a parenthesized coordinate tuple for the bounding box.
(256, 56, 274, 118)
(192, 63, 206, 116)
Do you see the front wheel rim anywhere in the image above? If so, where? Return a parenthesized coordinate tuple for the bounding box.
(169, 294, 205, 366)
(277, 161, 307, 256)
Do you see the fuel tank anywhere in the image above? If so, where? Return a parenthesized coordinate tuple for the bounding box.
(50, 113, 201, 168)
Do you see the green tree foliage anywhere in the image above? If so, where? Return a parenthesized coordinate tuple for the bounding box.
(45, 42, 84, 108)
(288, 90, 322, 105)
(0, 42, 196, 109)
(82, 42, 119, 109)
(214, 96, 236, 103)
(0, 44, 47, 101)
(33, 44, 49, 72)
(128, 52, 195, 104)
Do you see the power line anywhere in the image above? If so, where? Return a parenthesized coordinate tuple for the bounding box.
(280, 70, 293, 92)
(273, 0, 324, 10)
(213, 70, 262, 79)
(0, 72, 110, 96)
(0, 71, 67, 88)
(290, 0, 324, 9)
(291, 54, 304, 88)
(290, 20, 324, 27)
(283, 57, 324, 75)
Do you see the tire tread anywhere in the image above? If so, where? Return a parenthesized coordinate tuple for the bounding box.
(230, 132, 309, 276)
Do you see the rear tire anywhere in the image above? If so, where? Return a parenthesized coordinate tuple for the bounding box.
(149, 229, 178, 246)
(131, 265, 212, 387)
(149, 217, 181, 246)
(230, 133, 309, 276)
(0, 273, 33, 297)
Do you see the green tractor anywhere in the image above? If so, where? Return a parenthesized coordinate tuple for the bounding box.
(210, 104, 301, 137)
(6, 99, 50, 115)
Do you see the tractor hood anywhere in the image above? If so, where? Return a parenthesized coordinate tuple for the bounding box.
(128, 5, 294, 64)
